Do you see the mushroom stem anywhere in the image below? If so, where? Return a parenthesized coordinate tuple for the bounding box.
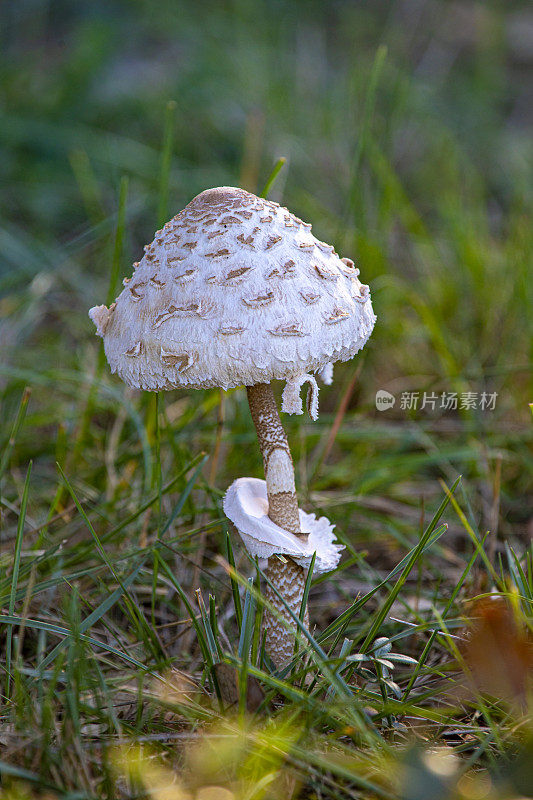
(246, 383, 302, 536)
(246, 383, 308, 667)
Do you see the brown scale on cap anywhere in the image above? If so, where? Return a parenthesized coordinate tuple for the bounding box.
(242, 290, 274, 307)
(124, 340, 144, 358)
(219, 323, 246, 335)
(236, 232, 256, 247)
(224, 266, 252, 284)
(324, 306, 351, 324)
(153, 300, 216, 327)
(189, 187, 249, 210)
(205, 248, 230, 258)
(355, 285, 370, 303)
(300, 288, 321, 304)
(314, 263, 339, 281)
(266, 260, 296, 280)
(173, 269, 196, 284)
(129, 283, 146, 301)
(268, 322, 307, 337)
(160, 349, 195, 371)
(265, 234, 282, 250)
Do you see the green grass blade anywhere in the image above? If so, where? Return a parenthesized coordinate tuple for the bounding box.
(226, 530, 243, 630)
(209, 593, 223, 659)
(69, 147, 106, 226)
(323, 476, 461, 647)
(73, 175, 129, 467)
(5, 460, 32, 698)
(106, 175, 129, 306)
(0, 614, 150, 671)
(157, 100, 177, 227)
(157, 555, 212, 666)
(196, 588, 219, 663)
(260, 157, 286, 198)
(238, 577, 255, 661)
(36, 558, 145, 672)
(441, 479, 502, 587)
(505, 542, 532, 608)
(322, 522, 448, 648)
(348, 44, 387, 217)
(357, 521, 449, 654)
(0, 387, 31, 483)
(158, 454, 209, 540)
(223, 555, 382, 742)
(58, 464, 164, 660)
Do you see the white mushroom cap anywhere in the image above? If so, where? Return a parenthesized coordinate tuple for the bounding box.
(223, 477, 344, 574)
(89, 187, 376, 416)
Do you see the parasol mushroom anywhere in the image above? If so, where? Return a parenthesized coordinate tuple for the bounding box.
(89, 186, 375, 667)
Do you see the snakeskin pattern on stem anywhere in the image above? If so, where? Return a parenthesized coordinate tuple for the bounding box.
(246, 382, 308, 667)
(264, 555, 309, 667)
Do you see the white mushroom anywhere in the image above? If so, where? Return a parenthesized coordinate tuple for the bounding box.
(223, 478, 343, 573)
(89, 186, 376, 668)
(223, 477, 344, 665)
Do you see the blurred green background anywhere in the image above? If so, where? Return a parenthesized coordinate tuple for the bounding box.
(1, 0, 531, 540)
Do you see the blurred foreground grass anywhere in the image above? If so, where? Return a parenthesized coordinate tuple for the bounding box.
(0, 1, 532, 798)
